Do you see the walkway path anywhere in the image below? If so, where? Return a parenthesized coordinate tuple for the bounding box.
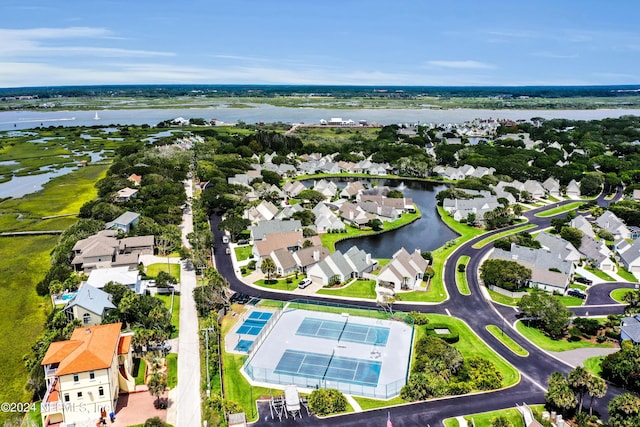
(168, 179, 202, 427)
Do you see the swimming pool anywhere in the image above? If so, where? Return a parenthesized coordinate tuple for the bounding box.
(236, 311, 273, 336)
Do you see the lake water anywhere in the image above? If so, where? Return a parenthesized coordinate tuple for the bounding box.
(1, 105, 640, 131)
(312, 178, 458, 258)
(0, 165, 75, 199)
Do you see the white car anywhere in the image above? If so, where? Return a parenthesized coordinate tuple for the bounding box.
(298, 278, 312, 289)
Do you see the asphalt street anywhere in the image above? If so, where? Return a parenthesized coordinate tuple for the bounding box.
(209, 187, 630, 426)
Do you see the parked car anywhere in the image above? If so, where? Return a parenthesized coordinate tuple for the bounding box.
(230, 293, 251, 304)
(568, 289, 587, 299)
(225, 247, 231, 255)
(574, 276, 593, 285)
(222, 235, 229, 244)
(148, 341, 171, 353)
(237, 239, 249, 245)
(298, 278, 312, 289)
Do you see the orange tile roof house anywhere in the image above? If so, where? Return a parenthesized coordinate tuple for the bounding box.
(127, 173, 142, 186)
(41, 323, 135, 427)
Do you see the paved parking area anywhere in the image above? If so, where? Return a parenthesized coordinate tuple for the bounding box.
(110, 391, 169, 427)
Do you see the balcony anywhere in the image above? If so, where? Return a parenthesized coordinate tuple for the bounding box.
(41, 380, 63, 414)
(44, 365, 58, 379)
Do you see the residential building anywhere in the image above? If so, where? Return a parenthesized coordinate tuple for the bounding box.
(72, 230, 153, 272)
(244, 200, 279, 223)
(292, 245, 330, 273)
(569, 215, 595, 238)
(617, 238, 640, 273)
(282, 181, 306, 198)
(595, 211, 630, 240)
(522, 180, 546, 199)
(86, 267, 142, 293)
(307, 246, 376, 285)
(566, 179, 581, 197)
(340, 181, 366, 199)
(250, 219, 302, 241)
(620, 315, 640, 344)
(105, 211, 140, 233)
(579, 234, 616, 272)
(127, 174, 142, 186)
(64, 284, 116, 326)
(442, 197, 500, 224)
(535, 232, 581, 263)
(114, 187, 138, 202)
(377, 248, 429, 291)
(542, 177, 561, 198)
(41, 323, 134, 427)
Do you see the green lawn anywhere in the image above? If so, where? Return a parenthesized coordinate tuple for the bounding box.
(234, 245, 253, 262)
(146, 262, 181, 281)
(134, 358, 147, 385)
(515, 321, 615, 351)
(352, 395, 407, 411)
(444, 408, 525, 427)
(534, 202, 583, 217)
(317, 279, 377, 299)
(166, 353, 178, 389)
(616, 267, 638, 283)
(471, 224, 536, 249)
(584, 355, 604, 376)
(486, 325, 529, 356)
(488, 289, 521, 306)
(610, 288, 633, 303)
(585, 266, 615, 282)
(254, 276, 300, 291)
(555, 295, 584, 307)
(320, 210, 421, 251)
(394, 275, 446, 302)
(156, 294, 180, 338)
(456, 255, 471, 295)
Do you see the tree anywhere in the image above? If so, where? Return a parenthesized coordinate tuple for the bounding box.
(260, 170, 282, 187)
(545, 371, 577, 415)
(518, 289, 572, 339)
(560, 226, 583, 249)
(217, 215, 250, 242)
(143, 417, 170, 427)
(480, 259, 532, 291)
(466, 212, 477, 226)
(586, 374, 607, 417)
(260, 257, 276, 281)
(367, 218, 383, 231)
(308, 389, 347, 416)
(298, 189, 325, 205)
(156, 226, 181, 256)
(147, 371, 167, 408)
(580, 172, 604, 197)
(568, 366, 590, 414)
(512, 204, 523, 217)
(292, 209, 316, 226)
(155, 270, 177, 288)
(608, 393, 640, 427)
(421, 251, 433, 263)
(387, 189, 404, 198)
(490, 416, 513, 427)
(601, 342, 640, 392)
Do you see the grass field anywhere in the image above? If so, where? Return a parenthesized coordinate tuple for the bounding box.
(234, 245, 253, 261)
(486, 325, 529, 356)
(585, 266, 615, 282)
(584, 355, 605, 376)
(316, 279, 377, 299)
(254, 277, 299, 291)
(615, 267, 638, 283)
(534, 202, 583, 217)
(393, 275, 446, 302)
(156, 294, 180, 338)
(146, 262, 181, 282)
(456, 255, 471, 295)
(610, 288, 633, 303)
(471, 224, 536, 249)
(515, 321, 615, 351)
(488, 289, 521, 306)
(444, 408, 525, 427)
(166, 353, 178, 389)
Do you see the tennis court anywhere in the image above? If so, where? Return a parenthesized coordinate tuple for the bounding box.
(296, 317, 390, 346)
(236, 311, 273, 335)
(274, 349, 382, 387)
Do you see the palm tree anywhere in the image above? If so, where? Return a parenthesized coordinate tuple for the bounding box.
(545, 372, 577, 415)
(568, 366, 591, 414)
(587, 375, 607, 417)
(260, 257, 276, 281)
(147, 371, 167, 407)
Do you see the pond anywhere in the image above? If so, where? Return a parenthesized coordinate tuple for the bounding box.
(310, 178, 458, 258)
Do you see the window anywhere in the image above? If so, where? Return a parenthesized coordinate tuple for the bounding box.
(63, 394, 70, 402)
(73, 374, 79, 382)
(98, 386, 104, 397)
(89, 371, 95, 380)
(83, 313, 91, 325)
(77, 392, 83, 399)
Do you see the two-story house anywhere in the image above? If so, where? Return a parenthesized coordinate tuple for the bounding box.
(41, 323, 134, 427)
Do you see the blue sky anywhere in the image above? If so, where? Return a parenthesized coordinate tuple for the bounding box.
(1, 0, 639, 87)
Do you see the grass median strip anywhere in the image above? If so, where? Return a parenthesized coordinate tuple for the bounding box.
(486, 325, 529, 356)
(534, 202, 583, 217)
(610, 288, 633, 303)
(471, 224, 536, 249)
(456, 255, 471, 295)
(515, 321, 614, 351)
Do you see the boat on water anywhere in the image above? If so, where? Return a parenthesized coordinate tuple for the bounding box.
(94, 112, 100, 120)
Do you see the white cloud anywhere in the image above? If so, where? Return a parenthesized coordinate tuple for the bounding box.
(427, 60, 494, 70)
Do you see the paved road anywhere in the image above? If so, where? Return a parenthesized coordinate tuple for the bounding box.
(172, 179, 202, 427)
(210, 190, 630, 426)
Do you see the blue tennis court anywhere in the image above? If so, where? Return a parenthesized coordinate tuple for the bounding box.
(296, 317, 390, 346)
(234, 339, 254, 352)
(236, 311, 273, 335)
(274, 350, 382, 387)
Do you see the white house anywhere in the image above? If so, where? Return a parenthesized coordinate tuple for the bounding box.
(596, 211, 630, 240)
(307, 246, 376, 285)
(377, 248, 429, 291)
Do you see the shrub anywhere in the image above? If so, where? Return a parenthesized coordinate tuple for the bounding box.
(568, 327, 583, 342)
(457, 264, 466, 273)
(408, 311, 430, 325)
(425, 324, 460, 344)
(308, 388, 347, 416)
(286, 277, 293, 284)
(247, 260, 257, 270)
(573, 317, 600, 336)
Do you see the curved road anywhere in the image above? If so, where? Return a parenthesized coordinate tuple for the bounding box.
(210, 187, 630, 426)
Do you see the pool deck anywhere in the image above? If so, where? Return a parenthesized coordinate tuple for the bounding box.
(243, 309, 413, 398)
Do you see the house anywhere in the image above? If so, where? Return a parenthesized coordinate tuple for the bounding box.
(292, 245, 329, 273)
(535, 232, 581, 263)
(250, 219, 302, 241)
(313, 179, 338, 199)
(620, 315, 640, 344)
(114, 187, 138, 202)
(522, 180, 546, 199)
(377, 248, 429, 291)
(105, 211, 140, 233)
(542, 177, 561, 198)
(64, 284, 116, 326)
(228, 173, 253, 187)
(442, 197, 500, 223)
(617, 238, 640, 273)
(339, 202, 375, 228)
(470, 166, 495, 178)
(358, 195, 415, 213)
(40, 323, 134, 427)
(566, 179, 581, 197)
(579, 234, 616, 272)
(307, 246, 376, 285)
(569, 215, 595, 238)
(275, 204, 304, 220)
(86, 267, 142, 293)
(270, 248, 298, 276)
(340, 181, 366, 199)
(252, 230, 312, 265)
(127, 174, 142, 186)
(312, 203, 345, 232)
(244, 201, 279, 223)
(71, 231, 152, 272)
(282, 181, 306, 198)
(595, 211, 630, 240)
(491, 244, 574, 293)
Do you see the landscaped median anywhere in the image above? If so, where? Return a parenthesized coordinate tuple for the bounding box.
(610, 288, 634, 303)
(455, 255, 471, 295)
(486, 325, 529, 356)
(443, 405, 546, 427)
(515, 321, 616, 352)
(533, 201, 583, 217)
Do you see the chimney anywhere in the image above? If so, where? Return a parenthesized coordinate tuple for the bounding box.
(313, 250, 319, 261)
(366, 253, 372, 265)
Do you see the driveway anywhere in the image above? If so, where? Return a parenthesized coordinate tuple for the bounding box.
(112, 391, 167, 427)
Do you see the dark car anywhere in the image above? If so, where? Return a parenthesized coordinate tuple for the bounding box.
(148, 341, 172, 353)
(568, 289, 587, 299)
(574, 277, 593, 285)
(230, 293, 250, 304)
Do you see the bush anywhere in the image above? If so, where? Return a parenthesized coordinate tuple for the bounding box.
(573, 317, 601, 336)
(286, 277, 293, 284)
(596, 334, 607, 343)
(457, 264, 466, 273)
(308, 388, 347, 416)
(408, 311, 430, 325)
(605, 329, 620, 340)
(247, 260, 257, 270)
(568, 327, 583, 342)
(425, 324, 460, 344)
